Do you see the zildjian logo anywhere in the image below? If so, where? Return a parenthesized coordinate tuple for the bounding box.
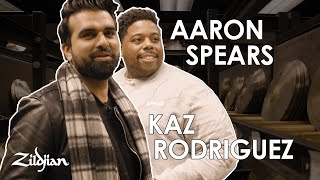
(12, 147, 69, 172)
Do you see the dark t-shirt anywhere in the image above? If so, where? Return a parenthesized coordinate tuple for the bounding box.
(95, 96, 140, 180)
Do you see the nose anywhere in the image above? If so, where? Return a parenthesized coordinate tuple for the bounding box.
(96, 32, 110, 48)
(143, 38, 153, 50)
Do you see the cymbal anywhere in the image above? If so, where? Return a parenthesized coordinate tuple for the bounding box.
(235, 69, 267, 114)
(224, 76, 245, 111)
(10, 79, 31, 106)
(219, 77, 231, 103)
(289, 60, 309, 120)
(308, 150, 320, 179)
(308, 66, 320, 130)
(262, 60, 309, 121)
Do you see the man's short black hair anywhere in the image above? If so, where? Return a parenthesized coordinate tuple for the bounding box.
(118, 8, 159, 40)
(58, 0, 118, 45)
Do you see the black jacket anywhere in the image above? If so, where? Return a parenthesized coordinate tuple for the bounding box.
(0, 82, 139, 180)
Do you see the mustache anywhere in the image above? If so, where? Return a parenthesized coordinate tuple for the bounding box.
(90, 47, 115, 58)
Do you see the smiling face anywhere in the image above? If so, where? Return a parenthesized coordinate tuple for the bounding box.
(121, 20, 164, 79)
(62, 9, 120, 80)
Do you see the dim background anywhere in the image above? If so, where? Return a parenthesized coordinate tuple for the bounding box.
(0, 0, 320, 179)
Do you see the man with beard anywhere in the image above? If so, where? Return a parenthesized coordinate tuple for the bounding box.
(113, 8, 238, 180)
(0, 1, 152, 180)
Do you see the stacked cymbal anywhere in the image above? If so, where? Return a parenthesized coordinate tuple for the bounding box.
(219, 77, 231, 104)
(262, 60, 310, 121)
(307, 66, 320, 131)
(224, 76, 245, 111)
(235, 69, 267, 114)
(10, 79, 31, 106)
(308, 150, 320, 179)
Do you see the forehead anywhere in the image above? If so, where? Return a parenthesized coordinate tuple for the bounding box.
(68, 9, 115, 34)
(126, 20, 160, 36)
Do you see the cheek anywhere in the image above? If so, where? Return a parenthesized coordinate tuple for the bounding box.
(156, 46, 164, 58)
(123, 45, 137, 57)
(158, 44, 164, 51)
(110, 40, 120, 51)
(122, 49, 137, 65)
(72, 42, 92, 54)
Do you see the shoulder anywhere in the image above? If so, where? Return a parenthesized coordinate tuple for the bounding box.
(113, 68, 126, 82)
(29, 81, 60, 101)
(12, 81, 63, 129)
(28, 81, 61, 108)
(162, 63, 211, 92)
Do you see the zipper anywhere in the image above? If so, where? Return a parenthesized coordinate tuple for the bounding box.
(114, 106, 143, 180)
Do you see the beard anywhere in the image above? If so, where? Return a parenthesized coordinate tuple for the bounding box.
(71, 48, 119, 80)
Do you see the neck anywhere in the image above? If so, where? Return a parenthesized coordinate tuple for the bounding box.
(124, 71, 134, 79)
(81, 76, 109, 104)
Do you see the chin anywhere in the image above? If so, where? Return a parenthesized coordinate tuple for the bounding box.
(141, 68, 158, 77)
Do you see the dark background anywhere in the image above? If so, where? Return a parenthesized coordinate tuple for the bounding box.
(1, 0, 320, 179)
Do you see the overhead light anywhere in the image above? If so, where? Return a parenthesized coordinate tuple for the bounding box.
(113, 0, 124, 12)
(6, 42, 26, 52)
(160, 0, 194, 11)
(258, 0, 304, 14)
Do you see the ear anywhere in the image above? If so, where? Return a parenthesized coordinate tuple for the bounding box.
(121, 43, 126, 57)
(62, 43, 72, 63)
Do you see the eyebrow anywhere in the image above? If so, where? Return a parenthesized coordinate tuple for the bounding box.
(78, 27, 116, 36)
(131, 32, 160, 37)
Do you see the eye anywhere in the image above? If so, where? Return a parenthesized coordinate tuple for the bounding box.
(81, 32, 96, 39)
(104, 30, 115, 37)
(132, 37, 142, 43)
(152, 36, 160, 43)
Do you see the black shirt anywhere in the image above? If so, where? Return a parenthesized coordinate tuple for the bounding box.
(95, 96, 140, 180)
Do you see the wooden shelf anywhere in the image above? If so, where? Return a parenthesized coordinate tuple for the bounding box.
(229, 112, 320, 151)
